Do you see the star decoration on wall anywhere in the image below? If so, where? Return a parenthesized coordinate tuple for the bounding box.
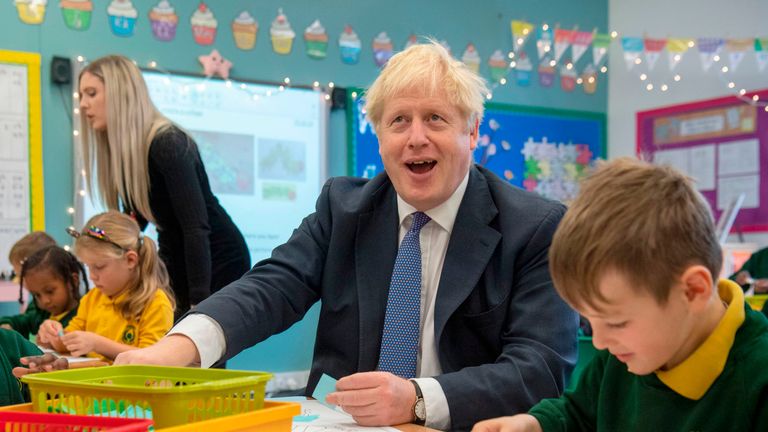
(198, 49, 233, 79)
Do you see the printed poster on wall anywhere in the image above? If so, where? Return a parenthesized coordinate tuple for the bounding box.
(348, 94, 605, 203)
(637, 89, 768, 232)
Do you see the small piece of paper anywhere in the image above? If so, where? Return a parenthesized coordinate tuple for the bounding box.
(311, 373, 338, 407)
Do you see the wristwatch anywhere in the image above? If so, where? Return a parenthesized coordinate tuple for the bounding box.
(410, 379, 426, 425)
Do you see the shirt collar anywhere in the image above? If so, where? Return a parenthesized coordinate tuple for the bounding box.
(655, 279, 746, 400)
(396, 171, 470, 233)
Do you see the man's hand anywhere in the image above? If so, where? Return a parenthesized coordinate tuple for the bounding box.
(12, 353, 69, 378)
(326, 371, 416, 426)
(472, 414, 543, 432)
(114, 334, 201, 366)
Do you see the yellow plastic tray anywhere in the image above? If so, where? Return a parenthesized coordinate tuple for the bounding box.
(746, 294, 768, 311)
(0, 401, 300, 432)
(20, 366, 272, 428)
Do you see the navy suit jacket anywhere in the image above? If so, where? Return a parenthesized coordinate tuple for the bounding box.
(196, 165, 578, 430)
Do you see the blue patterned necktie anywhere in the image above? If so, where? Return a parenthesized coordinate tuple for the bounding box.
(378, 211, 431, 379)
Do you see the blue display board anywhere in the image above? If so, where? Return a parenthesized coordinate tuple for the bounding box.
(348, 96, 606, 202)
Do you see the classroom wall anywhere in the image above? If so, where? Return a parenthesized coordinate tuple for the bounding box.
(0, 0, 606, 373)
(608, 0, 768, 246)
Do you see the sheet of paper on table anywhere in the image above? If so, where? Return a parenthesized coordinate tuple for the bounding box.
(274, 398, 399, 432)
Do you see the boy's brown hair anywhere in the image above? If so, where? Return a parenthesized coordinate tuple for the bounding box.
(549, 157, 722, 310)
(8, 231, 57, 268)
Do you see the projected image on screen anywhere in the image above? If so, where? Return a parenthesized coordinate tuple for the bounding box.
(78, 71, 328, 265)
(191, 130, 254, 195)
(258, 138, 306, 182)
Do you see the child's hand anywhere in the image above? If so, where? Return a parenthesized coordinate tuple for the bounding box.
(12, 353, 69, 378)
(60, 331, 99, 357)
(0, 324, 12, 330)
(472, 414, 543, 432)
(36, 320, 64, 345)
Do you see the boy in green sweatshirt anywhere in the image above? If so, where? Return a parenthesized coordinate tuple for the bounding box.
(473, 158, 768, 432)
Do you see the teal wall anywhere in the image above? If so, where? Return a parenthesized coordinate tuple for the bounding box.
(0, 0, 606, 372)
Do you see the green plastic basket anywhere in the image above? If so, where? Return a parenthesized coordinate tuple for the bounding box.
(21, 365, 272, 428)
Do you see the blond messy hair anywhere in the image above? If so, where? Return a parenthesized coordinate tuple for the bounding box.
(363, 38, 489, 133)
(79, 55, 173, 224)
(75, 211, 175, 320)
(549, 158, 722, 311)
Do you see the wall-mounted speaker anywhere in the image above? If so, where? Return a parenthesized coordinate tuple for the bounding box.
(51, 56, 72, 85)
(331, 87, 347, 110)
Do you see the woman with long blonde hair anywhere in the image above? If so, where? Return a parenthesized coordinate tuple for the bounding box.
(78, 55, 250, 318)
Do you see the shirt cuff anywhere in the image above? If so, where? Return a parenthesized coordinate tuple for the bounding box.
(413, 377, 451, 430)
(167, 314, 226, 368)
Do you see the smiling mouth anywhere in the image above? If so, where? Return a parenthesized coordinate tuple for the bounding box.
(407, 160, 437, 174)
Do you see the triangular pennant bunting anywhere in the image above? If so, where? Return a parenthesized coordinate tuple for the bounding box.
(643, 38, 667, 71)
(571, 31, 594, 64)
(666, 38, 691, 71)
(592, 33, 610, 66)
(511, 20, 534, 53)
(756, 38, 768, 72)
(554, 29, 574, 63)
(536, 26, 554, 60)
(697, 37, 724, 72)
(622, 37, 643, 70)
(725, 38, 753, 72)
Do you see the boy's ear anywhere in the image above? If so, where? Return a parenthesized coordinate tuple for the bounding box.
(70, 272, 79, 287)
(680, 265, 715, 310)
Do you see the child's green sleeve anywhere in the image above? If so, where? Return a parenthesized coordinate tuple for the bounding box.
(0, 302, 47, 339)
(528, 350, 608, 432)
(0, 328, 42, 406)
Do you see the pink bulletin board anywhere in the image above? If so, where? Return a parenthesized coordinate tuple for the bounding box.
(637, 89, 768, 233)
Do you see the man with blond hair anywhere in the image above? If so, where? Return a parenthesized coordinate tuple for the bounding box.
(116, 41, 577, 431)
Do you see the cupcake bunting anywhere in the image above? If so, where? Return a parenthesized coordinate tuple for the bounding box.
(338, 25, 361, 65)
(190, 2, 217, 45)
(15, 0, 48, 25)
(515, 53, 533, 86)
(60, 0, 92, 31)
(270, 8, 295, 55)
(199, 49, 232, 79)
(372, 31, 393, 67)
(461, 43, 481, 74)
(403, 33, 418, 51)
(304, 19, 328, 59)
(232, 10, 257, 50)
(149, 0, 178, 41)
(487, 49, 508, 83)
(559, 59, 577, 92)
(107, 0, 137, 37)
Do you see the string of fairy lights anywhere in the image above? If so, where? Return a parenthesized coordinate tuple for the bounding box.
(63, 33, 766, 234)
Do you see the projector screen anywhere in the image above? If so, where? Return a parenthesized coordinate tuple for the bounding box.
(79, 71, 329, 265)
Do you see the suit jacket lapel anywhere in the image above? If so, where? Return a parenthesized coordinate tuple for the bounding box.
(355, 182, 399, 372)
(434, 167, 501, 345)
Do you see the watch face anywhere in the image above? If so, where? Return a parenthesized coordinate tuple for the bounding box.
(415, 399, 426, 420)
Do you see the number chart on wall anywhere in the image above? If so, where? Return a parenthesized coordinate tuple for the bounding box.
(637, 89, 768, 232)
(348, 94, 606, 203)
(0, 50, 44, 269)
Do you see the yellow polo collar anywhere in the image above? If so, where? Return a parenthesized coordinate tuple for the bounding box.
(655, 279, 745, 400)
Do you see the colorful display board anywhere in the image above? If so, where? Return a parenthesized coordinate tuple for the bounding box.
(348, 94, 606, 203)
(637, 89, 768, 232)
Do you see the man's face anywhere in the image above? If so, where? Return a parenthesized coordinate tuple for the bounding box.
(377, 89, 477, 211)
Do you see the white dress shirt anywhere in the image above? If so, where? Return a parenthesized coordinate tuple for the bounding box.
(169, 171, 470, 430)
